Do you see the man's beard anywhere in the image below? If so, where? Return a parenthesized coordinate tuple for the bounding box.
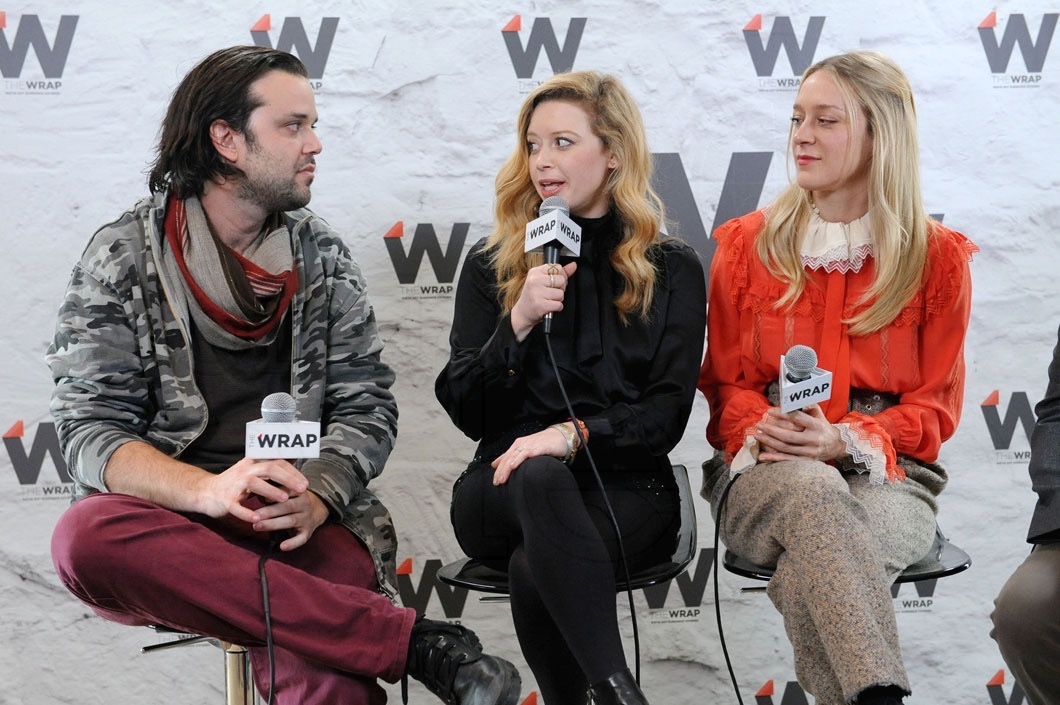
(238, 143, 314, 212)
(238, 172, 312, 213)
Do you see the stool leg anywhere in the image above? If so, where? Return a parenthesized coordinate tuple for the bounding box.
(222, 642, 256, 705)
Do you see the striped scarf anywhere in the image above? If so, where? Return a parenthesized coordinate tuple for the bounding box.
(164, 194, 296, 346)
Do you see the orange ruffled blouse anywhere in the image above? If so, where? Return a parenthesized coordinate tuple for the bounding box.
(699, 209, 977, 482)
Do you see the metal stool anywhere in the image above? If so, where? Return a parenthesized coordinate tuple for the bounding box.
(143, 626, 259, 705)
(437, 464, 699, 595)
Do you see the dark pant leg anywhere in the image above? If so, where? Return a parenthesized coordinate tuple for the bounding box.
(507, 545, 590, 705)
(451, 457, 678, 693)
(51, 493, 414, 702)
(246, 521, 393, 705)
(991, 544, 1060, 705)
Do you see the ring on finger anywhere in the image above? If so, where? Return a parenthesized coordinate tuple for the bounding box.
(547, 263, 561, 275)
(549, 273, 555, 288)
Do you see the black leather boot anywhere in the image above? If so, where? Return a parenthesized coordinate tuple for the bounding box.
(402, 616, 522, 705)
(588, 669, 649, 705)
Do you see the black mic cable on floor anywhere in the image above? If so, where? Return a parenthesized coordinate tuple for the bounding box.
(713, 473, 745, 704)
(542, 333, 643, 683)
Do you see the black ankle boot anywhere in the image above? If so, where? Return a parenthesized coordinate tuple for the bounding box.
(588, 669, 649, 705)
(403, 616, 522, 705)
(856, 685, 905, 705)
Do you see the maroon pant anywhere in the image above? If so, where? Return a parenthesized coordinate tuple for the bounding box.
(51, 493, 417, 705)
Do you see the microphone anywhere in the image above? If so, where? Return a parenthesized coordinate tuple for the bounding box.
(245, 392, 321, 459)
(261, 391, 297, 422)
(779, 345, 833, 412)
(784, 344, 817, 383)
(524, 196, 582, 334)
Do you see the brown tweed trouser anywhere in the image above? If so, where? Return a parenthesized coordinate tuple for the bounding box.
(704, 455, 944, 705)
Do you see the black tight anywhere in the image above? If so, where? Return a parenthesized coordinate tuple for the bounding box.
(450, 456, 679, 702)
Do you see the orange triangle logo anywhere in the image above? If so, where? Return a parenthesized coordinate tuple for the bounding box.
(503, 15, 521, 32)
(755, 679, 774, 697)
(252, 14, 271, 32)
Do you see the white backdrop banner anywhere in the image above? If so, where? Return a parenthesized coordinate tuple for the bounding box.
(1, 2, 1056, 704)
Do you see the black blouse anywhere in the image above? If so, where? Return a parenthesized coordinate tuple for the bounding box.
(435, 212, 707, 473)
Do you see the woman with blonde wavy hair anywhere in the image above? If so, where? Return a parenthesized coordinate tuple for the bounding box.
(436, 70, 705, 705)
(699, 51, 976, 705)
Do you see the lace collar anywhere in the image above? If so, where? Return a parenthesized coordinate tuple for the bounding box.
(801, 208, 873, 273)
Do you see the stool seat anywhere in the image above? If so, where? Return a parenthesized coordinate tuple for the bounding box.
(722, 524, 971, 584)
(437, 464, 699, 594)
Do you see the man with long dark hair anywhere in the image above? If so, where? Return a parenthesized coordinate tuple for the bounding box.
(46, 45, 520, 705)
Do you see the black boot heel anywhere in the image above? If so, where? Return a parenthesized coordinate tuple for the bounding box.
(588, 669, 649, 705)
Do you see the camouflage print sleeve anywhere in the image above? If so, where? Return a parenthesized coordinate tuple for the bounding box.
(46, 240, 153, 493)
(292, 220, 398, 517)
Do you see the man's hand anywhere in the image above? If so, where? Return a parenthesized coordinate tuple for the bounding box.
(103, 442, 329, 550)
(201, 457, 307, 519)
(203, 457, 328, 550)
(248, 489, 330, 551)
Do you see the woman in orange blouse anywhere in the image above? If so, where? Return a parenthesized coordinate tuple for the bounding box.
(699, 51, 975, 705)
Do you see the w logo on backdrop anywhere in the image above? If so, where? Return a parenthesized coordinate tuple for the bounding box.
(0, 12, 78, 94)
(651, 153, 710, 286)
(642, 547, 714, 622)
(754, 680, 808, 705)
(501, 14, 586, 83)
(987, 670, 1027, 705)
(891, 573, 942, 611)
(250, 14, 338, 83)
(395, 558, 471, 619)
(981, 390, 1035, 463)
(742, 14, 825, 89)
(383, 221, 468, 299)
(3, 420, 73, 500)
(979, 11, 1057, 86)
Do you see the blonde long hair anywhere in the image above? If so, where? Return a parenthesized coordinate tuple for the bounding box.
(758, 51, 931, 335)
(487, 71, 664, 322)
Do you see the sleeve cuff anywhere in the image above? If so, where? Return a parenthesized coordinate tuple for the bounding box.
(300, 456, 365, 520)
(834, 422, 897, 484)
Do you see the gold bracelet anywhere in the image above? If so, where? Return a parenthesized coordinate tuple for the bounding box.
(550, 423, 576, 464)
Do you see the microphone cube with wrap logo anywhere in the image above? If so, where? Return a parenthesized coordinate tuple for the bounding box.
(524, 204, 582, 257)
(779, 355, 833, 413)
(246, 392, 321, 459)
(246, 420, 320, 458)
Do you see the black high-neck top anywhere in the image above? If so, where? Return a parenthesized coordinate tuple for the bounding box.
(436, 212, 706, 473)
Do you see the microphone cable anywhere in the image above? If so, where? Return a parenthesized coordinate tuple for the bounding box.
(542, 332, 643, 683)
(258, 534, 280, 705)
(712, 473, 745, 705)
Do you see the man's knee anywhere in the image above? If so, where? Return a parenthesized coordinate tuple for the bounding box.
(51, 494, 142, 585)
(53, 498, 101, 571)
(992, 554, 1060, 651)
